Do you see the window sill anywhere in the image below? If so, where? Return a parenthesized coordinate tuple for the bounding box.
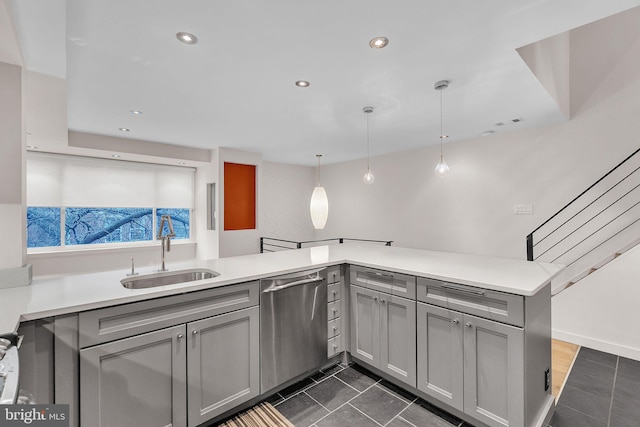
(27, 240, 196, 259)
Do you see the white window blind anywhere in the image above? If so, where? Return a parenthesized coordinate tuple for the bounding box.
(27, 152, 195, 208)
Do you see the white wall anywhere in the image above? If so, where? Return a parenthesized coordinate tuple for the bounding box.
(0, 62, 26, 271)
(315, 51, 640, 259)
(194, 150, 219, 260)
(552, 245, 640, 360)
(218, 148, 263, 257)
(28, 243, 196, 278)
(260, 161, 316, 243)
(217, 152, 316, 257)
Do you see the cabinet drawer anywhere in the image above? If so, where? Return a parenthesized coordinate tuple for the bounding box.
(350, 265, 416, 299)
(79, 281, 259, 348)
(328, 283, 341, 302)
(328, 317, 341, 339)
(327, 265, 342, 284)
(328, 335, 342, 358)
(417, 278, 524, 327)
(328, 300, 341, 321)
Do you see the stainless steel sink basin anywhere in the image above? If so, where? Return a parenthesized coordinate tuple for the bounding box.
(121, 268, 220, 289)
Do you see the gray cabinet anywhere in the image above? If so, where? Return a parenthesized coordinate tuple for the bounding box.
(187, 306, 259, 427)
(327, 265, 344, 358)
(79, 282, 260, 427)
(350, 265, 416, 299)
(350, 284, 416, 387)
(417, 303, 525, 427)
(416, 303, 463, 410)
(80, 324, 188, 427)
(464, 313, 524, 427)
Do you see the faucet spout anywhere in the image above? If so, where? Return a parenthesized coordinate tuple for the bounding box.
(157, 215, 176, 272)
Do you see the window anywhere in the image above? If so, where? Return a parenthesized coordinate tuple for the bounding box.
(27, 207, 61, 248)
(65, 208, 153, 245)
(26, 153, 194, 249)
(157, 208, 190, 239)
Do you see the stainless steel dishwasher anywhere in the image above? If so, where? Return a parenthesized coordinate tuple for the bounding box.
(260, 268, 327, 393)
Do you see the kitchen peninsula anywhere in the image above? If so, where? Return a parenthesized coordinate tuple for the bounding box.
(0, 244, 563, 427)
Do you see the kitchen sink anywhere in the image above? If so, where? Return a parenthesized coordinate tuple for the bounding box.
(121, 268, 220, 289)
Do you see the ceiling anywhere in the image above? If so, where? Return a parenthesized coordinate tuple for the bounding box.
(8, 0, 640, 166)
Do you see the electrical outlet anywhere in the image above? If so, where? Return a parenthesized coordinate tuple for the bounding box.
(544, 367, 550, 391)
(513, 204, 533, 215)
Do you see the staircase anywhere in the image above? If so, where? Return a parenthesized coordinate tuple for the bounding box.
(527, 147, 640, 295)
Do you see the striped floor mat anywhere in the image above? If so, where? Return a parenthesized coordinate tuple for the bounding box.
(219, 403, 294, 427)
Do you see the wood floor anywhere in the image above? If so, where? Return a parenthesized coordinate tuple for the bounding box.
(551, 339, 579, 400)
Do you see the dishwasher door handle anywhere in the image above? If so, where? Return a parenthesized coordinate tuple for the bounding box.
(262, 277, 323, 293)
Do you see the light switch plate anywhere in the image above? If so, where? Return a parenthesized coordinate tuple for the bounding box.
(513, 204, 533, 215)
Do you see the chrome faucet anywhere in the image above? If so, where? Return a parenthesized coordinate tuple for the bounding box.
(157, 215, 176, 272)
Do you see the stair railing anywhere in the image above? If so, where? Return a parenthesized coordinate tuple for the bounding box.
(260, 237, 392, 253)
(527, 147, 640, 269)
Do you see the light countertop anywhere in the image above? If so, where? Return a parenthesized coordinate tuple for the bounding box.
(0, 244, 563, 335)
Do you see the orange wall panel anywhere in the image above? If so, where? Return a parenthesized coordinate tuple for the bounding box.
(224, 162, 256, 230)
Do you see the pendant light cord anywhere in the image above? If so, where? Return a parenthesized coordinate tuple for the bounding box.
(316, 154, 321, 185)
(440, 87, 444, 158)
(366, 112, 371, 170)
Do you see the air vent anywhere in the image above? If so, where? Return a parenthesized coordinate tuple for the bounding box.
(495, 117, 524, 127)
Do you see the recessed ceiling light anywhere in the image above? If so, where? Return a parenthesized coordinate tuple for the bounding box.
(129, 110, 143, 116)
(481, 130, 495, 136)
(176, 32, 198, 45)
(119, 128, 130, 132)
(369, 37, 389, 49)
(26, 145, 39, 150)
(440, 135, 449, 139)
(295, 80, 310, 88)
(112, 154, 121, 158)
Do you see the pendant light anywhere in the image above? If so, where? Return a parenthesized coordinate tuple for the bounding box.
(362, 106, 375, 184)
(310, 154, 329, 229)
(434, 79, 450, 176)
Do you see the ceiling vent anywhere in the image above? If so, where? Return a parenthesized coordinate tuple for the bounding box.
(495, 117, 524, 127)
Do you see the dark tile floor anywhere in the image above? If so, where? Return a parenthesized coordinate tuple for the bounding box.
(551, 347, 640, 427)
(266, 346, 640, 427)
(267, 363, 469, 427)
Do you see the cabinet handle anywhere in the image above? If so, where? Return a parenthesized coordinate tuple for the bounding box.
(452, 319, 460, 324)
(333, 326, 337, 331)
(442, 284, 485, 296)
(192, 330, 199, 335)
(374, 296, 378, 302)
(381, 299, 386, 304)
(465, 322, 472, 328)
(332, 291, 337, 296)
(177, 334, 184, 339)
(333, 344, 338, 349)
(333, 308, 337, 313)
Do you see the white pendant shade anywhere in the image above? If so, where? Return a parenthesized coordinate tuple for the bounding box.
(363, 170, 375, 184)
(310, 186, 329, 229)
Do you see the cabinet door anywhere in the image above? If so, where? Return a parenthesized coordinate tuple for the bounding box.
(463, 314, 524, 427)
(187, 306, 259, 427)
(380, 294, 416, 387)
(416, 303, 463, 410)
(350, 285, 380, 365)
(80, 325, 187, 427)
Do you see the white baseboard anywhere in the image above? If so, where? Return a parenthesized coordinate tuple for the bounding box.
(552, 329, 640, 361)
